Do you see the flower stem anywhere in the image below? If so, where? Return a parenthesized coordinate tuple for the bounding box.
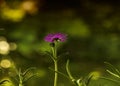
(54, 60, 58, 86)
(51, 42, 58, 86)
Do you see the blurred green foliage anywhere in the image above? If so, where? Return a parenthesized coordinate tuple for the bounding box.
(0, 0, 120, 86)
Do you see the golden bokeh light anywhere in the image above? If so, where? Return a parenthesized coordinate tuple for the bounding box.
(9, 42, 17, 51)
(0, 0, 39, 21)
(1, 7, 25, 22)
(0, 59, 12, 68)
(0, 41, 10, 55)
(21, 1, 38, 14)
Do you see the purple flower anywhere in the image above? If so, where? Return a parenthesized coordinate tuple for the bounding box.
(44, 33, 67, 42)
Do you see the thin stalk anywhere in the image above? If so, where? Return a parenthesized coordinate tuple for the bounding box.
(54, 61, 58, 86)
(66, 60, 75, 81)
(100, 77, 120, 84)
(19, 83, 23, 86)
(49, 67, 69, 79)
(51, 42, 58, 86)
(18, 69, 23, 86)
(66, 60, 80, 86)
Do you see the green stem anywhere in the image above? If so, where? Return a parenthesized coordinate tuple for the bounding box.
(19, 78, 23, 86)
(66, 60, 75, 81)
(100, 77, 120, 84)
(54, 60, 58, 86)
(19, 83, 23, 86)
(49, 67, 69, 79)
(18, 69, 23, 86)
(66, 60, 80, 86)
(51, 42, 58, 86)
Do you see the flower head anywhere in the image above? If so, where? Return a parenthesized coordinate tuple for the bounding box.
(44, 33, 67, 42)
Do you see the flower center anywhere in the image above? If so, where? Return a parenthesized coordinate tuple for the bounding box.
(53, 38, 60, 42)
